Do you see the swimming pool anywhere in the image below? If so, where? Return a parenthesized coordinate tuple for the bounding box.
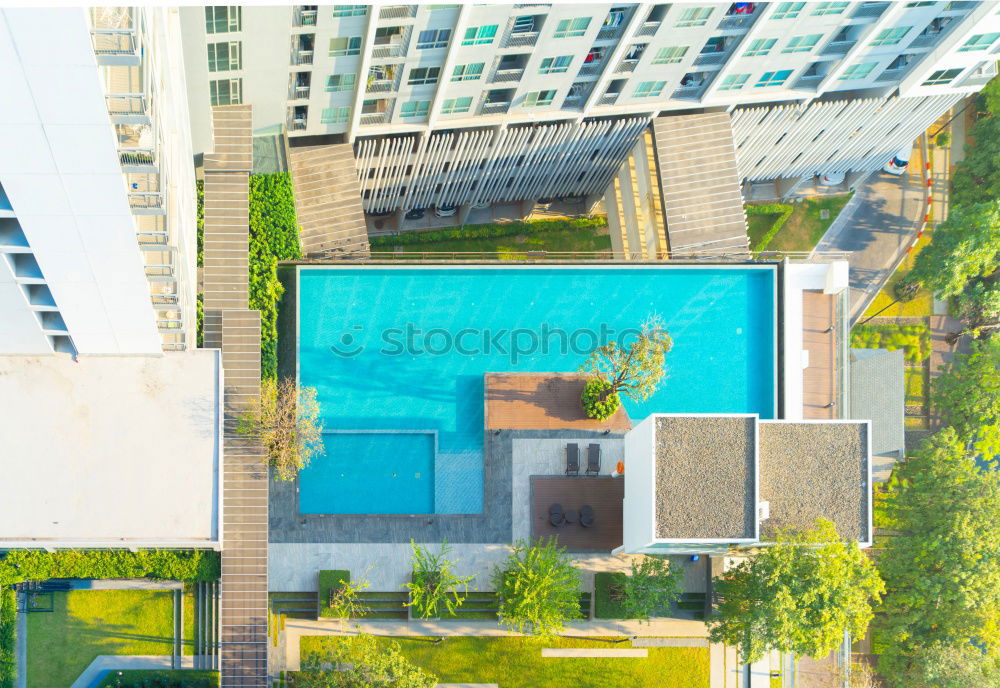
(297, 266, 777, 515)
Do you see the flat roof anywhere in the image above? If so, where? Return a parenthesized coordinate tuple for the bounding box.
(0, 351, 221, 546)
(653, 416, 756, 540)
(758, 421, 869, 543)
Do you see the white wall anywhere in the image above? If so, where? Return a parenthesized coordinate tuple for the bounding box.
(0, 8, 161, 354)
(619, 413, 657, 553)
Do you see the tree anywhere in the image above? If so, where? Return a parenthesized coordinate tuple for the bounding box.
(876, 429, 1000, 682)
(620, 556, 683, 623)
(894, 642, 1000, 688)
(296, 633, 436, 688)
(237, 377, 323, 481)
(403, 540, 475, 619)
(904, 201, 1000, 299)
(931, 337, 1000, 461)
(707, 518, 884, 665)
(579, 314, 672, 420)
(492, 538, 582, 636)
(326, 577, 370, 629)
(948, 275, 1000, 342)
(952, 112, 1000, 207)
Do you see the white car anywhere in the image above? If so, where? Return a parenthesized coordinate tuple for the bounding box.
(434, 204, 458, 217)
(883, 147, 911, 176)
(817, 171, 846, 186)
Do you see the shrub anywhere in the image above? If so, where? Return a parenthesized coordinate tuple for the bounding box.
(492, 537, 582, 636)
(403, 540, 474, 619)
(850, 323, 931, 363)
(0, 550, 220, 588)
(935, 131, 951, 148)
(593, 571, 628, 619)
(248, 173, 302, 379)
(319, 570, 369, 621)
(0, 588, 15, 688)
(196, 179, 204, 268)
(368, 216, 606, 248)
(745, 203, 794, 252)
(581, 377, 620, 420)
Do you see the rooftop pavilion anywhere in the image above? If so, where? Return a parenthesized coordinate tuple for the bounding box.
(0, 351, 221, 549)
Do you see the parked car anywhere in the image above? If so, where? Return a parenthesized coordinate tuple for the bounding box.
(470, 200, 490, 210)
(818, 171, 846, 186)
(366, 208, 392, 218)
(536, 197, 555, 210)
(404, 207, 426, 220)
(882, 147, 911, 176)
(435, 204, 458, 217)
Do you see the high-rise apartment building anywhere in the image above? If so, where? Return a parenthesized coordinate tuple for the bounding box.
(180, 2, 998, 214)
(0, 6, 197, 354)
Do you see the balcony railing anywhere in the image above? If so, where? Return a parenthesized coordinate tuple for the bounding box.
(288, 115, 308, 131)
(372, 41, 405, 59)
(794, 74, 824, 88)
(909, 33, 942, 50)
(563, 94, 584, 108)
(502, 31, 539, 49)
(596, 26, 624, 41)
(616, 60, 638, 74)
(294, 8, 318, 26)
(105, 94, 149, 122)
(823, 40, 856, 55)
(693, 52, 727, 67)
(360, 102, 394, 125)
(366, 76, 399, 93)
(129, 192, 166, 214)
(717, 13, 756, 31)
(292, 49, 314, 65)
(151, 293, 179, 306)
(480, 101, 511, 115)
(119, 148, 157, 170)
(598, 92, 619, 106)
(578, 63, 603, 77)
(490, 68, 525, 83)
(875, 67, 906, 83)
(137, 231, 170, 247)
(91, 29, 139, 60)
(672, 84, 704, 99)
(289, 84, 311, 99)
(379, 5, 416, 20)
(851, 2, 889, 19)
(635, 20, 660, 38)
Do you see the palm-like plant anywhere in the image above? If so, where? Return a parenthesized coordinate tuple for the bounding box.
(403, 540, 475, 619)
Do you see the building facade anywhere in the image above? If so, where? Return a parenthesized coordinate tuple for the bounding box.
(0, 6, 198, 355)
(180, 2, 998, 213)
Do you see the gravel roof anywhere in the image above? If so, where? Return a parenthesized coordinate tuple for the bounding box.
(758, 422, 869, 543)
(654, 416, 756, 540)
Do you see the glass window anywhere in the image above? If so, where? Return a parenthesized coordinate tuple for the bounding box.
(320, 106, 350, 124)
(539, 56, 573, 74)
(743, 38, 777, 57)
(675, 7, 713, 27)
(512, 15, 536, 33)
(782, 34, 822, 53)
(870, 27, 912, 46)
(634, 80, 666, 97)
(959, 33, 1000, 52)
(407, 67, 440, 85)
(922, 68, 963, 85)
(772, 2, 805, 19)
(332, 5, 367, 17)
(416, 28, 451, 50)
(652, 46, 688, 64)
(209, 78, 242, 105)
(399, 100, 431, 118)
(462, 24, 498, 46)
(839, 62, 879, 80)
(523, 89, 556, 107)
(441, 97, 473, 114)
(553, 17, 591, 38)
(329, 37, 362, 56)
(718, 73, 750, 91)
(326, 74, 356, 92)
(207, 41, 241, 72)
(904, 1, 936, 6)
(811, 2, 850, 16)
(754, 69, 793, 87)
(205, 6, 241, 34)
(452, 62, 485, 81)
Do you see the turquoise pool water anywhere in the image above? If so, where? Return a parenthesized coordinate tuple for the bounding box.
(297, 266, 776, 515)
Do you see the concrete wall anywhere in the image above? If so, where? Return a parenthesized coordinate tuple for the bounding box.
(620, 413, 656, 554)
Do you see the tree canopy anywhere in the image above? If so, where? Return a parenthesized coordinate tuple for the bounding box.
(237, 377, 323, 481)
(579, 314, 672, 402)
(492, 538, 582, 636)
(297, 634, 436, 688)
(621, 556, 683, 623)
(931, 337, 1000, 461)
(707, 518, 883, 665)
(876, 429, 1000, 683)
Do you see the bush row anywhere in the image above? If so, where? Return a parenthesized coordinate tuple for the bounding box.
(369, 216, 606, 247)
(850, 323, 931, 363)
(196, 179, 204, 268)
(0, 550, 220, 588)
(97, 670, 219, 688)
(0, 588, 15, 688)
(746, 203, 795, 252)
(248, 173, 302, 379)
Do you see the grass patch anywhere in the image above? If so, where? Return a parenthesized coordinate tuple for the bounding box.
(97, 670, 219, 688)
(300, 635, 709, 688)
(317, 570, 350, 619)
(747, 195, 852, 253)
(863, 231, 935, 318)
(850, 322, 931, 363)
(904, 367, 927, 405)
(745, 203, 793, 251)
(27, 590, 182, 688)
(594, 572, 628, 619)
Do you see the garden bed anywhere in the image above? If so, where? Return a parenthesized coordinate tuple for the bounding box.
(746, 195, 852, 253)
(97, 670, 219, 688)
(850, 322, 931, 363)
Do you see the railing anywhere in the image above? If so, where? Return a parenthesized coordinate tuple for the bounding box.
(379, 5, 416, 20)
(287, 116, 308, 131)
(875, 67, 905, 83)
(289, 84, 311, 99)
(480, 101, 511, 115)
(577, 63, 603, 77)
(129, 192, 165, 212)
(156, 319, 183, 330)
(794, 74, 824, 88)
(693, 52, 726, 67)
(294, 8, 318, 26)
(616, 60, 638, 74)
(366, 77, 397, 94)
(292, 49, 314, 65)
(106, 93, 148, 117)
(137, 231, 170, 246)
(490, 68, 525, 84)
(360, 107, 392, 125)
(563, 95, 584, 108)
(119, 149, 157, 168)
(635, 20, 660, 38)
(151, 293, 179, 306)
(372, 41, 405, 59)
(672, 84, 704, 99)
(961, 65, 998, 87)
(942, 1, 976, 12)
(717, 14, 756, 31)
(91, 29, 138, 56)
(598, 92, 619, 106)
(909, 34, 941, 50)
(502, 31, 539, 49)
(339, 249, 854, 263)
(851, 2, 888, 19)
(823, 40, 856, 55)
(596, 26, 623, 41)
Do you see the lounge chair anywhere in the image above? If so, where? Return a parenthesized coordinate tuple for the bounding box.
(586, 443, 601, 475)
(549, 503, 565, 527)
(580, 505, 594, 528)
(566, 443, 580, 475)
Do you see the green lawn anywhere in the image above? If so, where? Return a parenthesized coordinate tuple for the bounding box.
(375, 225, 612, 258)
(27, 590, 194, 688)
(863, 231, 935, 318)
(746, 195, 853, 253)
(300, 635, 709, 688)
(905, 367, 927, 405)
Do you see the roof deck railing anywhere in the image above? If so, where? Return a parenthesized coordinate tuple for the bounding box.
(290, 249, 851, 263)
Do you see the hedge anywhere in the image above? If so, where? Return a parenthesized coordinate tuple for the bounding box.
(318, 570, 350, 619)
(369, 216, 606, 248)
(851, 323, 931, 363)
(97, 670, 219, 688)
(745, 203, 794, 252)
(593, 571, 629, 620)
(0, 588, 15, 688)
(248, 173, 302, 379)
(0, 549, 220, 588)
(196, 179, 204, 268)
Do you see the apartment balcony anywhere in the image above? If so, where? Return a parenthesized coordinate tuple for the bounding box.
(598, 92, 620, 106)
(578, 63, 603, 78)
(292, 49, 314, 65)
(490, 68, 525, 84)
(563, 94, 584, 108)
(289, 83, 311, 100)
(635, 20, 660, 38)
(909, 33, 942, 50)
(961, 62, 998, 88)
(717, 13, 756, 32)
(851, 2, 889, 20)
(129, 192, 166, 215)
(372, 27, 411, 59)
(294, 7, 318, 27)
(672, 83, 705, 99)
(823, 40, 856, 56)
(137, 229, 170, 248)
(105, 93, 150, 124)
(614, 59, 639, 74)
(119, 148, 157, 172)
(360, 100, 394, 125)
(794, 74, 824, 89)
(379, 5, 416, 21)
(367, 77, 401, 94)
(693, 52, 727, 68)
(942, 1, 976, 14)
(91, 29, 141, 65)
(502, 31, 539, 49)
(596, 25, 624, 42)
(480, 101, 511, 115)
(288, 114, 308, 131)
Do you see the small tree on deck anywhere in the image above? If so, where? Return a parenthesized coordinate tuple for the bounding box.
(237, 376, 324, 481)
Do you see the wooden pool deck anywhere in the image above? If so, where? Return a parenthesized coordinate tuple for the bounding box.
(802, 290, 838, 420)
(484, 374, 631, 433)
(530, 476, 624, 552)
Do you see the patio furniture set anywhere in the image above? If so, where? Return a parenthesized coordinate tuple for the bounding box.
(566, 442, 601, 476)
